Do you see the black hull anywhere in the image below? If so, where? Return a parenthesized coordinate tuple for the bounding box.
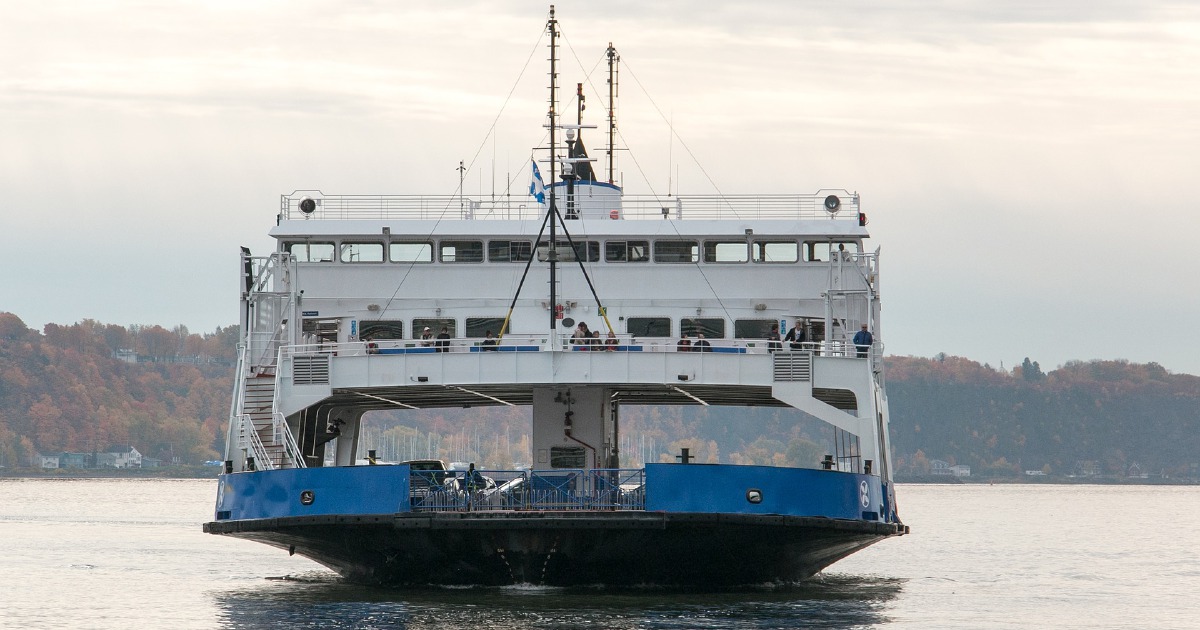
(205, 511, 904, 586)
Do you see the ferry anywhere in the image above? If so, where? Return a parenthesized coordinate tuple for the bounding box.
(204, 7, 907, 586)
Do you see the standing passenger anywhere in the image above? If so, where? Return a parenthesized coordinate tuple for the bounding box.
(436, 326, 451, 353)
(853, 324, 873, 358)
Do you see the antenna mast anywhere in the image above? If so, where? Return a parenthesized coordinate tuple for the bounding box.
(606, 43, 619, 185)
(547, 5, 559, 334)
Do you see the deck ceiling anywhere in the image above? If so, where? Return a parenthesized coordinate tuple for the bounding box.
(327, 383, 787, 411)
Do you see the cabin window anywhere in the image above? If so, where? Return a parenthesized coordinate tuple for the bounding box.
(413, 318, 456, 338)
(488, 240, 533, 262)
(390, 241, 433, 263)
(605, 240, 649, 262)
(627, 317, 670, 337)
(466, 317, 506, 338)
(536, 240, 600, 262)
(753, 241, 798, 263)
(734, 319, 778, 339)
(285, 242, 336, 263)
(550, 446, 586, 468)
(301, 318, 338, 343)
(339, 242, 384, 263)
(359, 320, 404, 340)
(654, 240, 698, 263)
(804, 241, 858, 262)
(703, 241, 749, 263)
(681, 318, 725, 339)
(440, 240, 484, 263)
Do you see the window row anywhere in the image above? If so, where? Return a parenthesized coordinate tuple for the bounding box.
(345, 317, 790, 341)
(284, 239, 859, 264)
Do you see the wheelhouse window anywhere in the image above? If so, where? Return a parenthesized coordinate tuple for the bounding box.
(359, 320, 404, 340)
(804, 241, 858, 262)
(390, 241, 433, 263)
(681, 318, 726, 339)
(605, 240, 649, 262)
(734, 319, 778, 339)
(413, 318, 456, 338)
(285, 242, 335, 263)
(703, 241, 749, 263)
(627, 317, 670, 337)
(537, 240, 600, 262)
(339, 242, 384, 263)
(440, 240, 484, 263)
(466, 317, 506, 338)
(753, 241, 798, 263)
(654, 240, 698, 263)
(489, 240, 533, 262)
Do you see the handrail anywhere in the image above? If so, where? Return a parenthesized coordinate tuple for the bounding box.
(279, 337, 881, 358)
(407, 468, 646, 512)
(238, 414, 274, 471)
(223, 344, 249, 461)
(279, 191, 861, 222)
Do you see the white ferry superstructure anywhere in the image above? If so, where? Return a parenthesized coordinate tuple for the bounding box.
(204, 8, 906, 586)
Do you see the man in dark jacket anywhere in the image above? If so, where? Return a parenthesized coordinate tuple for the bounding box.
(853, 324, 873, 358)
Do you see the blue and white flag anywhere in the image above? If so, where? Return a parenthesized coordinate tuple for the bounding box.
(529, 159, 546, 205)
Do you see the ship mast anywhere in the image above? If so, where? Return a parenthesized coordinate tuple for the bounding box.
(606, 42, 619, 185)
(547, 5, 559, 334)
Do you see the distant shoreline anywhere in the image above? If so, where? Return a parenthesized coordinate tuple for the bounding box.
(895, 475, 1199, 486)
(0, 466, 219, 480)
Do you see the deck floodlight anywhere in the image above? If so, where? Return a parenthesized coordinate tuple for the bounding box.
(299, 197, 317, 214)
(823, 195, 840, 213)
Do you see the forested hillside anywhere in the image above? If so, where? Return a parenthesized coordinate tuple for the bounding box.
(886, 355, 1200, 477)
(0, 313, 236, 466)
(2, 312, 1197, 477)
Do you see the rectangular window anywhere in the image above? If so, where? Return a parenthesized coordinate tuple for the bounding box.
(359, 320, 404, 340)
(285, 242, 335, 263)
(654, 240, 698, 263)
(488, 240, 533, 262)
(681, 318, 726, 339)
(413, 318, 456, 339)
(390, 241, 433, 263)
(753, 241, 798, 263)
(804, 241, 858, 262)
(549, 446, 586, 469)
(734, 319, 778, 339)
(703, 241, 749, 263)
(466, 317, 506, 338)
(536, 240, 600, 262)
(681, 316, 724, 336)
(605, 240, 649, 262)
(440, 240, 484, 263)
(339, 242, 384, 263)
(627, 317, 671, 337)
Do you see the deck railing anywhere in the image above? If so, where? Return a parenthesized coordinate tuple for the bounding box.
(279, 192, 861, 222)
(408, 468, 646, 512)
(280, 337, 883, 360)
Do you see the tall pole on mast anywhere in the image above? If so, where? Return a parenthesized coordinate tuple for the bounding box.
(606, 43, 619, 185)
(547, 5, 559, 335)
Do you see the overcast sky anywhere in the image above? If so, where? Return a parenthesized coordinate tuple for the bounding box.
(2, 1, 1198, 375)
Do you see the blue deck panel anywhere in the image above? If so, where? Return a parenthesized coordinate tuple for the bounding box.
(215, 466, 410, 520)
(643, 463, 884, 520)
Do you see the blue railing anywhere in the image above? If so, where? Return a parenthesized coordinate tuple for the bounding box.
(408, 468, 646, 512)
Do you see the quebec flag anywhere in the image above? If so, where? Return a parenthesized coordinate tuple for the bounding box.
(529, 159, 546, 205)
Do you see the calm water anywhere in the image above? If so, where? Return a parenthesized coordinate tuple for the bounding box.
(1, 478, 1197, 629)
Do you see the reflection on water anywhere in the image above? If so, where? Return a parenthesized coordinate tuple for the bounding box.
(212, 572, 904, 630)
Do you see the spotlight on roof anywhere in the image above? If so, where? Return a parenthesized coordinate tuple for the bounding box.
(299, 197, 317, 214)
(823, 195, 841, 213)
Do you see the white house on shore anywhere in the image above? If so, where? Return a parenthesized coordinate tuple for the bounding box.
(931, 459, 972, 477)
